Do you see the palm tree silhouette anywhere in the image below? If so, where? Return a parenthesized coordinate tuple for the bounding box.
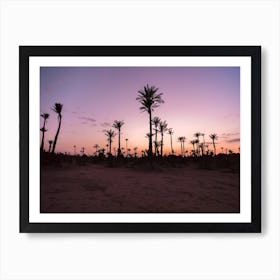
(182, 137, 186, 156)
(93, 144, 99, 155)
(80, 147, 85, 156)
(194, 132, 201, 156)
(51, 103, 63, 154)
(133, 147, 138, 157)
(136, 84, 164, 157)
(209, 133, 218, 156)
(178, 136, 186, 156)
(48, 140, 53, 153)
(40, 113, 49, 152)
(199, 143, 204, 156)
(159, 120, 168, 156)
(194, 139, 199, 156)
(125, 138, 128, 156)
(105, 129, 116, 155)
(152, 116, 161, 155)
(167, 128, 174, 154)
(113, 120, 124, 156)
(190, 140, 196, 156)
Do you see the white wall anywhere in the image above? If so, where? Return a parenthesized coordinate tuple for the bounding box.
(0, 0, 279, 279)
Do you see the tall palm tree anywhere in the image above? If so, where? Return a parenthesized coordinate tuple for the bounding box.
(152, 116, 161, 155)
(136, 84, 164, 157)
(105, 129, 116, 155)
(48, 140, 53, 153)
(113, 120, 124, 156)
(178, 136, 186, 156)
(190, 140, 196, 156)
(209, 133, 218, 156)
(194, 139, 199, 156)
(194, 132, 201, 156)
(51, 103, 63, 154)
(159, 120, 168, 156)
(167, 128, 174, 154)
(73, 145, 76, 155)
(40, 113, 49, 152)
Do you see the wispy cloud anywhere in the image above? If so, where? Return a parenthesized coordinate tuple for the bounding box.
(220, 132, 240, 139)
(226, 138, 240, 143)
(100, 122, 111, 127)
(79, 116, 96, 123)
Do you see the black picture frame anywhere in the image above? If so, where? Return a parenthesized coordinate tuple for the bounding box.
(20, 46, 261, 233)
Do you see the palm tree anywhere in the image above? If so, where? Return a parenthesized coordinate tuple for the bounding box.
(190, 140, 196, 156)
(167, 128, 174, 154)
(181, 137, 186, 156)
(133, 147, 138, 157)
(48, 140, 53, 153)
(194, 132, 201, 155)
(209, 133, 218, 156)
(40, 113, 49, 152)
(194, 139, 199, 156)
(113, 120, 124, 156)
(178, 136, 186, 156)
(105, 129, 116, 155)
(51, 103, 63, 153)
(152, 116, 161, 155)
(136, 84, 164, 157)
(159, 120, 168, 156)
(73, 145, 77, 155)
(199, 143, 204, 156)
(93, 144, 99, 155)
(125, 138, 128, 156)
(80, 147, 85, 156)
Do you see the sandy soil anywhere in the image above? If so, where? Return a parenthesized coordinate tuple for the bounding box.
(40, 164, 240, 213)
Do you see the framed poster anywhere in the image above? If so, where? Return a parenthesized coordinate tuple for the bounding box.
(20, 46, 261, 233)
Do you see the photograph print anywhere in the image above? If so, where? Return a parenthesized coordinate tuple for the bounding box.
(20, 46, 261, 232)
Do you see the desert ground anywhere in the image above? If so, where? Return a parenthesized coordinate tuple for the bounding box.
(40, 160, 240, 213)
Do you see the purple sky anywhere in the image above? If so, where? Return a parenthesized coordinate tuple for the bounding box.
(40, 67, 240, 155)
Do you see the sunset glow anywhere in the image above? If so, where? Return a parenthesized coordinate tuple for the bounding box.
(40, 67, 240, 155)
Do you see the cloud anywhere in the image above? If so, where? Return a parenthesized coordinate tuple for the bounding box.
(226, 138, 240, 143)
(79, 116, 96, 123)
(220, 132, 240, 139)
(100, 122, 111, 127)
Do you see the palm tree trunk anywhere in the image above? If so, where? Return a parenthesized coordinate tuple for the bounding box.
(40, 119, 46, 152)
(109, 140, 112, 154)
(213, 141, 216, 156)
(160, 133, 163, 156)
(48, 143, 52, 153)
(51, 115, 61, 153)
(154, 129, 158, 156)
(170, 134, 173, 154)
(40, 131, 45, 152)
(148, 110, 152, 157)
(118, 128, 121, 156)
